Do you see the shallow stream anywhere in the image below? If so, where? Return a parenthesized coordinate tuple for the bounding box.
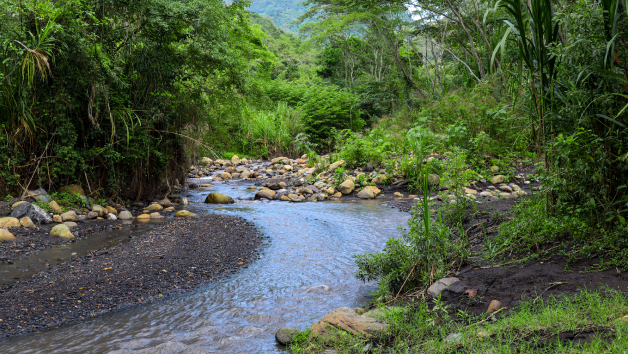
(0, 180, 409, 353)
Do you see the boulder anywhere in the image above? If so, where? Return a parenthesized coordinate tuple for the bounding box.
(480, 191, 493, 198)
(394, 192, 403, 198)
(50, 224, 74, 239)
(221, 172, 232, 180)
(159, 198, 173, 208)
(60, 211, 79, 222)
(136, 214, 151, 220)
(200, 157, 213, 166)
(58, 184, 86, 196)
(204, 192, 234, 204)
(86, 211, 98, 219)
(288, 194, 305, 203)
(338, 180, 355, 195)
(0, 229, 17, 241)
(146, 204, 164, 212)
(357, 186, 381, 199)
(499, 185, 513, 193)
(328, 160, 345, 172)
(63, 221, 78, 228)
(333, 192, 342, 198)
(106, 206, 118, 215)
(175, 210, 196, 217)
(427, 277, 464, 298)
(91, 205, 107, 217)
(240, 170, 251, 179)
(11, 202, 53, 224)
(48, 200, 63, 214)
(149, 212, 163, 219)
(326, 187, 335, 195)
(464, 188, 478, 195)
(20, 217, 37, 229)
(490, 165, 500, 173)
(255, 189, 276, 200)
(491, 175, 506, 184)
(428, 174, 440, 186)
(118, 210, 133, 220)
(275, 327, 298, 345)
(280, 195, 290, 201)
(25, 188, 51, 203)
(0, 202, 10, 217)
(107, 213, 117, 220)
(231, 155, 240, 165)
(0, 217, 20, 227)
(181, 198, 190, 205)
(53, 215, 62, 223)
(310, 307, 388, 338)
(371, 175, 385, 184)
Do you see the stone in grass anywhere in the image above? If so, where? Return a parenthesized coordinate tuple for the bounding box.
(338, 179, 355, 195)
(310, 307, 388, 338)
(175, 210, 196, 217)
(427, 277, 464, 298)
(0, 229, 17, 241)
(275, 326, 298, 345)
(491, 175, 506, 184)
(204, 192, 234, 204)
(487, 300, 503, 313)
(50, 224, 74, 239)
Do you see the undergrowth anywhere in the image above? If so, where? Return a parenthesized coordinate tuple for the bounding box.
(289, 289, 628, 354)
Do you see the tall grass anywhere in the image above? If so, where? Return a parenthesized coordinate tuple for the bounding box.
(241, 102, 304, 157)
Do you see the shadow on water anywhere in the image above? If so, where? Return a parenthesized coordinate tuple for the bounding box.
(0, 179, 409, 354)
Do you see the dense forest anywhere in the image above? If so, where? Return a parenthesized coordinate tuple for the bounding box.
(1, 0, 627, 258)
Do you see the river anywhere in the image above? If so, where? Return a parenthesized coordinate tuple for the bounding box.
(0, 180, 409, 353)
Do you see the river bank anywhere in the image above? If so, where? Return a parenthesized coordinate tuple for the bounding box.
(0, 214, 263, 338)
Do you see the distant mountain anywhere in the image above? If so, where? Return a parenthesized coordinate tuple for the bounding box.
(249, 0, 306, 33)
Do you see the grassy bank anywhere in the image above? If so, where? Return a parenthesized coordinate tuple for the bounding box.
(289, 289, 628, 353)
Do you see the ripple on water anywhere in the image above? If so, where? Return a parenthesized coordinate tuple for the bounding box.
(0, 180, 409, 354)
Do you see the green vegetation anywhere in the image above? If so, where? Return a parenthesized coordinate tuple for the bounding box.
(290, 289, 628, 353)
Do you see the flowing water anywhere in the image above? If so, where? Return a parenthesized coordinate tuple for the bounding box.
(0, 180, 409, 353)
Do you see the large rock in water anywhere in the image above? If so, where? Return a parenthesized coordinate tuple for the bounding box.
(338, 179, 355, 195)
(310, 307, 388, 338)
(255, 189, 276, 200)
(175, 210, 196, 217)
(11, 202, 53, 224)
(204, 192, 234, 204)
(275, 326, 298, 345)
(118, 210, 133, 220)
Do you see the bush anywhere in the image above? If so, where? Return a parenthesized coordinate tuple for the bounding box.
(355, 174, 467, 295)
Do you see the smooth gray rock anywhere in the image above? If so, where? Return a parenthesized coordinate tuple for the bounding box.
(118, 210, 133, 220)
(275, 326, 298, 345)
(11, 202, 53, 224)
(427, 277, 462, 298)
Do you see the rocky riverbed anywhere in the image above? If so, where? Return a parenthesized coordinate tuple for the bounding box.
(0, 215, 263, 338)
